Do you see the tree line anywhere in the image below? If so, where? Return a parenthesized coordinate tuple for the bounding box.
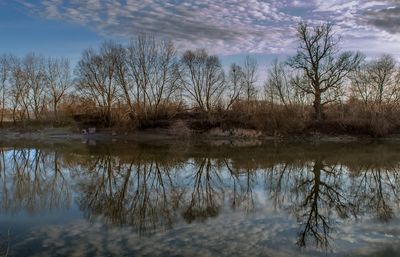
(1, 22, 399, 135)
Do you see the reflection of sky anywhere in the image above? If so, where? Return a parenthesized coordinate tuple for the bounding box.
(8, 212, 400, 257)
(0, 149, 76, 217)
(0, 147, 400, 256)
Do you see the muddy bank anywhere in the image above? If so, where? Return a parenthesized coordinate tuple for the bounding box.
(0, 126, 393, 144)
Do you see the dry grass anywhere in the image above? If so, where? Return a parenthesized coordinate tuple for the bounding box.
(3, 98, 400, 138)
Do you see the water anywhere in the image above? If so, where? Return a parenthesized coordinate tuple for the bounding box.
(0, 139, 400, 257)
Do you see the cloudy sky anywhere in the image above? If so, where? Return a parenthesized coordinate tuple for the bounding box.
(0, 0, 399, 66)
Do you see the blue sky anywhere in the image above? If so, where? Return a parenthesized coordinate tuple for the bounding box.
(0, 0, 399, 68)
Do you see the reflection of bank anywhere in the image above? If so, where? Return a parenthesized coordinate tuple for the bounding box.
(0, 143, 399, 249)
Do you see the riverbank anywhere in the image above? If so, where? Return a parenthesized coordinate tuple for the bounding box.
(0, 125, 397, 144)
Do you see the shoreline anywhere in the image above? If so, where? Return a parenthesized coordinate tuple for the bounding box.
(0, 127, 398, 144)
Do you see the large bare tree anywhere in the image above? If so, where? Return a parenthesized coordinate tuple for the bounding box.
(288, 22, 363, 120)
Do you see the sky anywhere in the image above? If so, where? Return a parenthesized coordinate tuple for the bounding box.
(0, 0, 399, 68)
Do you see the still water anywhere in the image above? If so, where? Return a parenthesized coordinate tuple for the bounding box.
(0, 139, 400, 257)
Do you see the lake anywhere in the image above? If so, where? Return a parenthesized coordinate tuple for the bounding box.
(0, 139, 399, 257)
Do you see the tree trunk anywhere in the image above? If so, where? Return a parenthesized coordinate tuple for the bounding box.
(107, 105, 112, 127)
(0, 86, 5, 126)
(313, 91, 322, 121)
(53, 100, 58, 121)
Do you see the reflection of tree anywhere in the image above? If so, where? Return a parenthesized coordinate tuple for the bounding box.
(182, 158, 224, 223)
(266, 156, 400, 249)
(77, 155, 182, 235)
(269, 160, 352, 248)
(78, 155, 260, 231)
(2, 142, 400, 252)
(0, 148, 70, 214)
(268, 163, 297, 210)
(225, 159, 256, 213)
(350, 165, 400, 221)
(294, 160, 353, 248)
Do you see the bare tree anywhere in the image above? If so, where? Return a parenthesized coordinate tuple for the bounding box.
(123, 35, 180, 118)
(23, 54, 47, 120)
(350, 55, 399, 107)
(265, 60, 311, 108)
(179, 49, 225, 112)
(0, 55, 10, 125)
(288, 22, 363, 120)
(112, 45, 134, 120)
(265, 59, 292, 106)
(45, 57, 71, 120)
(243, 56, 258, 110)
(76, 42, 120, 126)
(9, 57, 30, 122)
(226, 63, 245, 109)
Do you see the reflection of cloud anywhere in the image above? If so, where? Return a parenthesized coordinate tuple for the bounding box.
(16, 0, 400, 56)
(12, 214, 400, 257)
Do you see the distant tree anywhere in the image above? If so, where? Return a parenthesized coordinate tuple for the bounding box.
(9, 57, 29, 122)
(23, 54, 47, 120)
(0, 55, 10, 125)
(226, 63, 245, 109)
(243, 56, 258, 111)
(350, 54, 399, 107)
(265, 59, 293, 106)
(76, 42, 120, 126)
(288, 22, 363, 120)
(179, 49, 225, 112)
(265, 59, 310, 107)
(45, 57, 71, 120)
(123, 35, 180, 118)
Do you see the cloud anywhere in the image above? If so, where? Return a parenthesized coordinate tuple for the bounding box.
(15, 0, 400, 56)
(365, 6, 400, 34)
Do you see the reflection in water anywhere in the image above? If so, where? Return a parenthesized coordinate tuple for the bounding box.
(76, 155, 182, 235)
(268, 158, 400, 249)
(284, 160, 351, 248)
(0, 148, 71, 215)
(182, 158, 224, 223)
(350, 165, 400, 222)
(0, 141, 400, 256)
